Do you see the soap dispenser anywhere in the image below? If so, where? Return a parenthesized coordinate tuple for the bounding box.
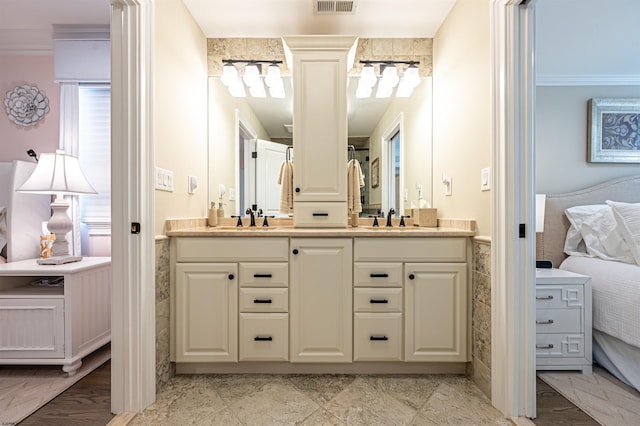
(208, 202, 218, 227)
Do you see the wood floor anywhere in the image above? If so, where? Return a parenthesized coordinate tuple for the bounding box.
(18, 365, 597, 425)
(19, 360, 114, 426)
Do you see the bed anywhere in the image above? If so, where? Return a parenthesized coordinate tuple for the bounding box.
(538, 175, 640, 392)
(0, 161, 51, 263)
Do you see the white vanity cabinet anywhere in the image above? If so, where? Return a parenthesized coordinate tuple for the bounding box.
(289, 238, 352, 362)
(283, 36, 358, 228)
(172, 237, 289, 363)
(354, 238, 470, 363)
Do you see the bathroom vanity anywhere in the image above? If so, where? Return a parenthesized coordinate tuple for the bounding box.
(168, 224, 474, 374)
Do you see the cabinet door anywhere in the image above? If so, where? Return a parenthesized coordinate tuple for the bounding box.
(404, 263, 468, 362)
(291, 51, 348, 203)
(175, 263, 237, 362)
(290, 238, 352, 362)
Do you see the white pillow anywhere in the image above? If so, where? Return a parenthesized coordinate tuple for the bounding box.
(564, 204, 635, 263)
(564, 205, 608, 256)
(606, 200, 640, 265)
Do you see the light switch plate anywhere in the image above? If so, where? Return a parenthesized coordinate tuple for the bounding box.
(228, 187, 236, 201)
(155, 167, 174, 192)
(481, 167, 491, 191)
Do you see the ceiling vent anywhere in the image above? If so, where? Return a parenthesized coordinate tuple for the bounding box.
(314, 0, 356, 14)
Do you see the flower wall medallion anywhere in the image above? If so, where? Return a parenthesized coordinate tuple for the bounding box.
(4, 84, 50, 127)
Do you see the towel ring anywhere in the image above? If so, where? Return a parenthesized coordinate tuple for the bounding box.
(348, 145, 355, 161)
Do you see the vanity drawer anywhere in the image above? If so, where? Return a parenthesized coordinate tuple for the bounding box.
(536, 309, 582, 333)
(175, 237, 288, 262)
(354, 238, 467, 262)
(354, 263, 403, 287)
(354, 288, 403, 312)
(239, 263, 288, 288)
(239, 288, 288, 312)
(535, 285, 584, 309)
(293, 202, 348, 228)
(354, 313, 403, 361)
(536, 333, 584, 358)
(239, 313, 289, 361)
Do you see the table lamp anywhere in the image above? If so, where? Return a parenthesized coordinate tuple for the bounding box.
(536, 194, 552, 268)
(17, 149, 97, 264)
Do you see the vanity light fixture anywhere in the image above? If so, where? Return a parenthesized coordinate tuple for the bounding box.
(221, 59, 284, 98)
(357, 60, 421, 99)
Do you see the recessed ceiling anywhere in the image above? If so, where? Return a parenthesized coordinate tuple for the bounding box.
(182, 0, 456, 38)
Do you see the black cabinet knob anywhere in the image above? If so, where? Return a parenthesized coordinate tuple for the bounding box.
(228, 274, 235, 280)
(408, 274, 415, 280)
(292, 249, 299, 255)
(295, 187, 300, 193)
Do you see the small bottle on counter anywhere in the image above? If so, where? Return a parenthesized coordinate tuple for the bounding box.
(208, 202, 218, 227)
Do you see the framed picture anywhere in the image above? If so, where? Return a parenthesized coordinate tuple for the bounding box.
(371, 157, 379, 188)
(588, 98, 640, 163)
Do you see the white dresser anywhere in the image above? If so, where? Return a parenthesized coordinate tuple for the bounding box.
(535, 268, 592, 374)
(0, 257, 111, 375)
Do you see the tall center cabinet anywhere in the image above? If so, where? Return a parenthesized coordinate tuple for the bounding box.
(283, 36, 358, 228)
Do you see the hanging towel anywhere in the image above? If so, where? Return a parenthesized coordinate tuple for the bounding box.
(347, 159, 365, 214)
(278, 160, 294, 214)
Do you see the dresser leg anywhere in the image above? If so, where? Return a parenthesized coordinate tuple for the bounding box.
(62, 359, 83, 376)
(581, 365, 592, 375)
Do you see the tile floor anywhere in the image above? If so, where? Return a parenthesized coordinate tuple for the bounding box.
(130, 374, 511, 425)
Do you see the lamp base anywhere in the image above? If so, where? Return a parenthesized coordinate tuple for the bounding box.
(37, 255, 83, 265)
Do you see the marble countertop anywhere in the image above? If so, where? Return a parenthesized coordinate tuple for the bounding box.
(166, 226, 474, 238)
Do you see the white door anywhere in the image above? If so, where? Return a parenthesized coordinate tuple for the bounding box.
(256, 139, 288, 217)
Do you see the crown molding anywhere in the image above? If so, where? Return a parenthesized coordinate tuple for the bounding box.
(0, 29, 53, 55)
(536, 74, 640, 86)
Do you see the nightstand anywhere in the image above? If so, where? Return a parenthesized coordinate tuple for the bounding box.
(535, 268, 592, 374)
(0, 257, 111, 375)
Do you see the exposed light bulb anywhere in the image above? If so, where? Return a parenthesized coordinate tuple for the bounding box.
(221, 63, 238, 87)
(243, 64, 261, 87)
(381, 65, 399, 88)
(264, 64, 282, 88)
(359, 64, 377, 88)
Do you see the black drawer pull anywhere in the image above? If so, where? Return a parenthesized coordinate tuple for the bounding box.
(370, 298, 389, 304)
(536, 343, 554, 349)
(253, 298, 273, 304)
(228, 274, 235, 280)
(295, 187, 300, 193)
(254, 274, 273, 278)
(408, 274, 415, 280)
(536, 319, 554, 325)
(312, 212, 329, 217)
(370, 335, 388, 341)
(536, 295, 554, 300)
(292, 249, 299, 255)
(254, 336, 273, 341)
(370, 273, 389, 278)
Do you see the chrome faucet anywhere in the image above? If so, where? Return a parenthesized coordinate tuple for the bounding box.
(245, 208, 256, 227)
(386, 208, 395, 227)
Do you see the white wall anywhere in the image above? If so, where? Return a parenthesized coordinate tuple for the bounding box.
(154, 0, 208, 235)
(432, 0, 491, 237)
(208, 78, 270, 216)
(535, 0, 640, 195)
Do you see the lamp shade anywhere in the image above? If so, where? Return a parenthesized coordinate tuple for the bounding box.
(18, 149, 97, 195)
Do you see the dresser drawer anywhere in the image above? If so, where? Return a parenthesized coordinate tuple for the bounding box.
(354, 288, 403, 312)
(354, 313, 403, 361)
(239, 263, 288, 288)
(536, 334, 584, 358)
(239, 313, 289, 361)
(535, 285, 584, 309)
(536, 309, 582, 333)
(354, 263, 402, 287)
(354, 238, 467, 262)
(239, 288, 288, 312)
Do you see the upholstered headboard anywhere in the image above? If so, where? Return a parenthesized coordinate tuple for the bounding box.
(538, 175, 640, 268)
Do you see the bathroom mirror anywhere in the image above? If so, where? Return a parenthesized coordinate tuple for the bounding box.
(208, 75, 433, 217)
